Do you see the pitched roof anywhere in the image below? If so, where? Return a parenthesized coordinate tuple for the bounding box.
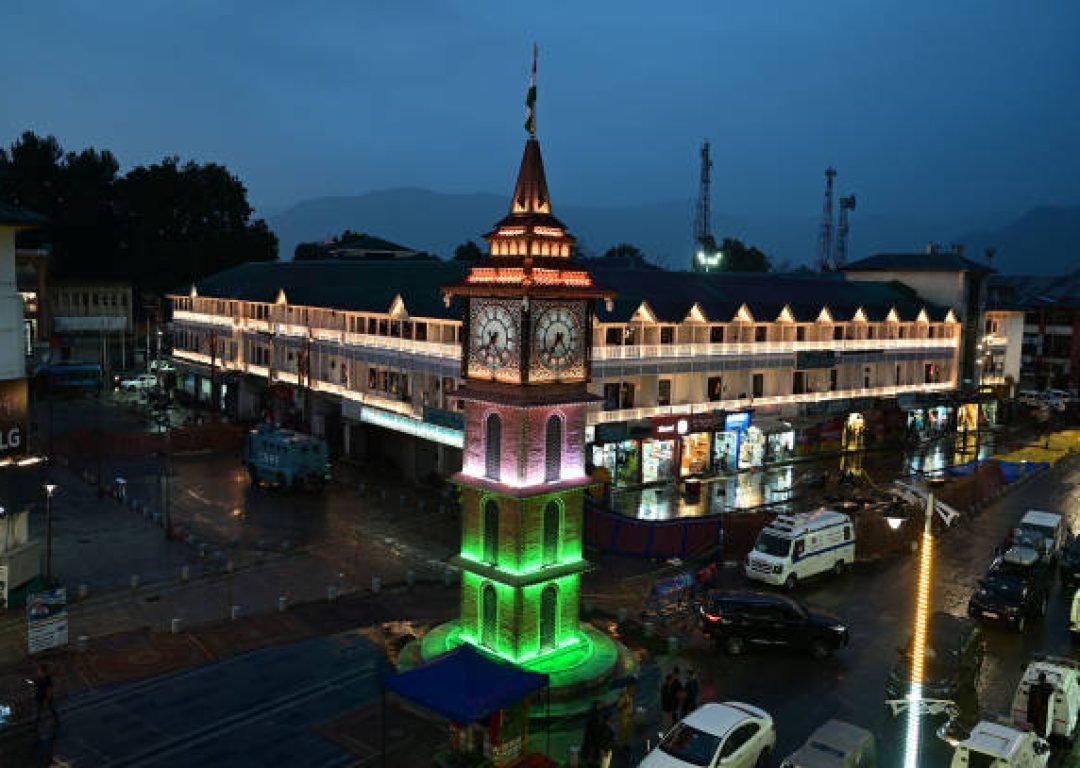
(180, 259, 469, 319)
(0, 202, 46, 228)
(332, 233, 414, 253)
(987, 270, 1080, 310)
(843, 252, 994, 274)
(592, 267, 951, 323)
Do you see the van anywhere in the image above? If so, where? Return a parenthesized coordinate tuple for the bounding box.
(745, 510, 855, 590)
(244, 425, 331, 490)
(1015, 510, 1068, 564)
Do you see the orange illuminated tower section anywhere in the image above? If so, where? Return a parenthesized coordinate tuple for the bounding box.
(433, 126, 619, 678)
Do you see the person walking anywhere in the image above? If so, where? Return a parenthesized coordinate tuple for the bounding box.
(596, 710, 616, 768)
(660, 669, 676, 730)
(32, 663, 59, 733)
(681, 668, 699, 720)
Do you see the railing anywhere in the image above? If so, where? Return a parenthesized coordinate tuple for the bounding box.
(593, 337, 958, 360)
(587, 382, 957, 424)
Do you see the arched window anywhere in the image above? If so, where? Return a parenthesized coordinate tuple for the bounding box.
(542, 501, 560, 566)
(483, 500, 499, 565)
(539, 585, 558, 651)
(544, 414, 562, 482)
(485, 413, 501, 481)
(482, 584, 497, 649)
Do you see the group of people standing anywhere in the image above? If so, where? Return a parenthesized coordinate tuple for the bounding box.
(660, 666, 699, 728)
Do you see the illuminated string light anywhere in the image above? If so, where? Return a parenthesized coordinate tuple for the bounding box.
(904, 493, 936, 768)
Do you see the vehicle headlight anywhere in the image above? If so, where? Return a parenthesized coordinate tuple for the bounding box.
(831, 625, 847, 634)
(773, 564, 783, 574)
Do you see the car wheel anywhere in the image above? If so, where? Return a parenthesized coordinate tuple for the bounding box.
(832, 560, 846, 576)
(725, 636, 745, 656)
(1016, 615, 1027, 633)
(784, 574, 798, 591)
(809, 638, 832, 660)
(754, 748, 770, 768)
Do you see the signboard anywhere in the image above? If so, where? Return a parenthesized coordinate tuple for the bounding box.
(689, 410, 724, 433)
(724, 411, 752, 432)
(422, 406, 465, 432)
(652, 414, 690, 439)
(0, 379, 26, 459)
(594, 421, 628, 444)
(795, 351, 838, 370)
(27, 588, 68, 654)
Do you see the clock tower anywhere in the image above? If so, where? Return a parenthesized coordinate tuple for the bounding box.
(436, 112, 616, 673)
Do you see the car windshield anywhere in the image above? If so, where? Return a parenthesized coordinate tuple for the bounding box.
(992, 560, 1037, 580)
(982, 574, 1026, 599)
(754, 532, 791, 557)
(658, 722, 722, 767)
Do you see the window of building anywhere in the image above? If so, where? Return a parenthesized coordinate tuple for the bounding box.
(539, 584, 558, 651)
(620, 382, 635, 409)
(796, 326, 806, 342)
(542, 501, 560, 566)
(895, 365, 902, 385)
(414, 322, 427, 342)
(482, 584, 497, 648)
(605, 327, 621, 345)
(833, 325, 844, 340)
(707, 376, 723, 402)
(792, 371, 806, 395)
(602, 383, 620, 411)
(752, 373, 764, 398)
(863, 367, 872, 388)
(830, 369, 838, 391)
(483, 500, 499, 564)
(658, 379, 672, 406)
(545, 415, 562, 482)
(485, 414, 502, 480)
(709, 326, 724, 343)
(660, 327, 674, 344)
(367, 318, 377, 334)
(754, 326, 767, 343)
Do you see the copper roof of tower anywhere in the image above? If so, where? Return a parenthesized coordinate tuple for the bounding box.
(490, 138, 569, 232)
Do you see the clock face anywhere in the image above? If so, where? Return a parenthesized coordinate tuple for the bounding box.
(533, 305, 582, 373)
(471, 301, 517, 372)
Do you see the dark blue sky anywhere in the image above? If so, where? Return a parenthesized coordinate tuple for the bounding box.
(2, 1, 1078, 221)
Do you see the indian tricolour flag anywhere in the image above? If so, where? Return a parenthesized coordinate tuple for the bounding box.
(524, 44, 537, 135)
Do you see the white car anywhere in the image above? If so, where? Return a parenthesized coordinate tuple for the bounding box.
(149, 359, 176, 373)
(120, 373, 158, 392)
(640, 702, 775, 768)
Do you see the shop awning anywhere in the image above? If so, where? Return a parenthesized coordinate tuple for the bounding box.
(751, 418, 793, 435)
(385, 645, 548, 724)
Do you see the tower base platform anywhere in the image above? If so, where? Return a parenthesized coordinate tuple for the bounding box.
(397, 620, 636, 718)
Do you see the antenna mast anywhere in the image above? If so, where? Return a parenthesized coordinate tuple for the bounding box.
(833, 194, 857, 269)
(692, 142, 720, 272)
(817, 167, 836, 272)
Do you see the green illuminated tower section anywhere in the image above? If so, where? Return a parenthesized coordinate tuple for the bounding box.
(442, 134, 612, 667)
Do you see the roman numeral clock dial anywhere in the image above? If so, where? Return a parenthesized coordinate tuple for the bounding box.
(533, 305, 582, 375)
(470, 301, 518, 376)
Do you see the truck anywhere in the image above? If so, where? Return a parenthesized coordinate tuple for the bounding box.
(745, 510, 855, 591)
(243, 425, 331, 491)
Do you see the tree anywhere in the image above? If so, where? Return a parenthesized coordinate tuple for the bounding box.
(602, 243, 645, 261)
(718, 237, 771, 273)
(453, 240, 484, 261)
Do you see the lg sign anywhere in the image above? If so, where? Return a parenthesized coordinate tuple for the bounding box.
(0, 380, 28, 458)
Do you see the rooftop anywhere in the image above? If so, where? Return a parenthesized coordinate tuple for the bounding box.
(843, 251, 994, 274)
(0, 202, 46, 228)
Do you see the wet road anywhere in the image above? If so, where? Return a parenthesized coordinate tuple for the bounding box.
(676, 455, 1080, 765)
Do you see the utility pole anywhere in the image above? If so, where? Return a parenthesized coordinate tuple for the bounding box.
(817, 168, 837, 272)
(833, 195, 857, 269)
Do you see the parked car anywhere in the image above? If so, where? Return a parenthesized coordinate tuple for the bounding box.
(699, 591, 849, 659)
(119, 373, 158, 392)
(1014, 510, 1069, 564)
(640, 702, 775, 768)
(886, 612, 984, 704)
(1061, 536, 1080, 591)
(968, 546, 1052, 633)
(780, 719, 876, 768)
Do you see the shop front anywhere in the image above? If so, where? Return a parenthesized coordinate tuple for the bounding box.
(713, 411, 752, 471)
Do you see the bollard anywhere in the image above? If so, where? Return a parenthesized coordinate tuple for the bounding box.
(230, 605, 241, 621)
(130, 574, 140, 590)
(180, 565, 190, 582)
(406, 570, 416, 589)
(278, 595, 288, 612)
(328, 585, 339, 602)
(76, 635, 89, 652)
(77, 583, 89, 601)
(667, 635, 679, 654)
(171, 618, 182, 634)
(371, 576, 382, 594)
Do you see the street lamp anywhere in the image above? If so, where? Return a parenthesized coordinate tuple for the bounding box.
(44, 483, 57, 584)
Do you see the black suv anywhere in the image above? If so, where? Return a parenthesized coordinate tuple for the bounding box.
(886, 612, 984, 703)
(967, 546, 1051, 633)
(698, 591, 849, 659)
(1060, 536, 1080, 592)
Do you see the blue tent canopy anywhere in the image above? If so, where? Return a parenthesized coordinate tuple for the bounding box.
(386, 645, 549, 723)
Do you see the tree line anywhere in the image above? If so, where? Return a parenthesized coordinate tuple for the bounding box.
(0, 131, 277, 296)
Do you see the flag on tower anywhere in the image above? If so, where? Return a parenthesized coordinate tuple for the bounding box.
(524, 44, 537, 136)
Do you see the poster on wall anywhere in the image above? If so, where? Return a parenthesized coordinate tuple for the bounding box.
(27, 588, 68, 654)
(0, 379, 27, 459)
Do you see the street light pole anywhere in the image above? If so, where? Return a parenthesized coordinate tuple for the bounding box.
(44, 484, 57, 584)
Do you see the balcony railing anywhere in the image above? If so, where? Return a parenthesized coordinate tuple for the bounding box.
(587, 381, 956, 424)
(593, 337, 957, 361)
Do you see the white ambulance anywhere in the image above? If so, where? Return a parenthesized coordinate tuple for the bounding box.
(745, 510, 855, 591)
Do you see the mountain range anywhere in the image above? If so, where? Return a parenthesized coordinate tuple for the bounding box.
(267, 190, 1080, 276)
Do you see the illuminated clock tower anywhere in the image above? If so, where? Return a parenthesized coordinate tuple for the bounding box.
(437, 115, 615, 671)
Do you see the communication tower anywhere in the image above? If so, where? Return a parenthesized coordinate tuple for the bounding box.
(817, 168, 837, 272)
(833, 194, 856, 269)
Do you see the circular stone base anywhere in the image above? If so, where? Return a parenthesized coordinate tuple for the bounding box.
(397, 620, 634, 719)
